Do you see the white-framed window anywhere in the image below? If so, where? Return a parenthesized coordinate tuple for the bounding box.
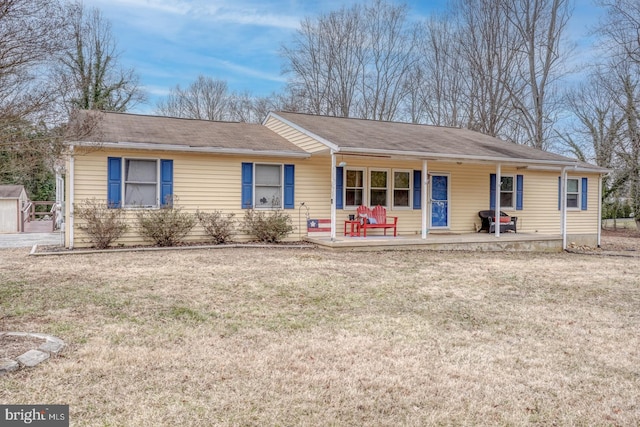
(392, 169, 411, 208)
(345, 168, 365, 208)
(124, 158, 159, 207)
(254, 163, 282, 208)
(566, 177, 580, 209)
(500, 175, 514, 209)
(369, 169, 389, 207)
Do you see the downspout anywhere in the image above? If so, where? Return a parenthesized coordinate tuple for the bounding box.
(597, 174, 603, 247)
(561, 166, 568, 250)
(69, 145, 75, 249)
(422, 160, 428, 239)
(495, 164, 501, 238)
(330, 151, 337, 241)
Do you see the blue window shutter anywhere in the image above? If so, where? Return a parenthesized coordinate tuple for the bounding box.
(160, 159, 173, 207)
(581, 177, 588, 210)
(241, 162, 253, 209)
(490, 174, 496, 210)
(516, 174, 524, 211)
(558, 177, 562, 210)
(107, 157, 122, 208)
(413, 170, 421, 209)
(336, 166, 344, 209)
(284, 164, 295, 209)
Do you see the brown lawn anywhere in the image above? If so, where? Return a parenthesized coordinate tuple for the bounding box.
(0, 230, 639, 426)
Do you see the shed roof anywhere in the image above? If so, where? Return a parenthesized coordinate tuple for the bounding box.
(0, 185, 27, 199)
(71, 110, 308, 156)
(270, 111, 605, 171)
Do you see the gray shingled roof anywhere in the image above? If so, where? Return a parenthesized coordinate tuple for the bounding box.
(273, 111, 602, 169)
(76, 110, 306, 154)
(0, 185, 26, 198)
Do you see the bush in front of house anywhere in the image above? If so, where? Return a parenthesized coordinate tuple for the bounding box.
(74, 199, 128, 249)
(242, 209, 294, 243)
(195, 210, 236, 244)
(136, 205, 196, 247)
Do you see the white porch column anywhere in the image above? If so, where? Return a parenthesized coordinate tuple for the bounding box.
(330, 151, 337, 241)
(494, 163, 501, 238)
(69, 145, 75, 249)
(421, 160, 428, 239)
(561, 166, 568, 250)
(597, 174, 603, 247)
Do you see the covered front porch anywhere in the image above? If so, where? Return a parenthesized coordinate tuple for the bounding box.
(306, 231, 563, 252)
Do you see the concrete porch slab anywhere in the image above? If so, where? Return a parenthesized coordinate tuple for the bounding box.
(305, 232, 563, 252)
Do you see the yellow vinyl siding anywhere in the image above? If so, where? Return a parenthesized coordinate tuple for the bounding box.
(566, 174, 600, 235)
(264, 116, 329, 154)
(67, 146, 602, 247)
(514, 171, 559, 233)
(69, 149, 331, 247)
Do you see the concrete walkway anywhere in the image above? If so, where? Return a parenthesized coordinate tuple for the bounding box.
(0, 232, 64, 248)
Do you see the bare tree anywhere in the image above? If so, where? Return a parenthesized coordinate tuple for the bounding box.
(157, 75, 230, 120)
(561, 70, 624, 168)
(0, 0, 73, 199)
(55, 2, 145, 114)
(359, 0, 418, 121)
(0, 0, 69, 123)
(598, 0, 640, 65)
(157, 75, 269, 123)
(408, 15, 467, 127)
(281, 0, 417, 121)
(450, 0, 524, 138)
(503, 0, 573, 149)
(595, 0, 640, 223)
(282, 4, 365, 117)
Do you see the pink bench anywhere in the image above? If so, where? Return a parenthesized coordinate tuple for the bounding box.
(356, 205, 398, 237)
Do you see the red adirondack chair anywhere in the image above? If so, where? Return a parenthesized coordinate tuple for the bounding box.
(356, 205, 398, 237)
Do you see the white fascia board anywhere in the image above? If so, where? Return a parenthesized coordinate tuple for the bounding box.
(70, 140, 311, 159)
(265, 112, 341, 152)
(572, 166, 611, 174)
(342, 147, 582, 168)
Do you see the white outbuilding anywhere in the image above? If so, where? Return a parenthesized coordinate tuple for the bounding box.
(0, 185, 28, 233)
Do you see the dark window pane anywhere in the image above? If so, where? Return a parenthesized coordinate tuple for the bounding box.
(346, 189, 363, 206)
(500, 193, 513, 208)
(500, 176, 513, 191)
(371, 189, 387, 206)
(394, 189, 409, 207)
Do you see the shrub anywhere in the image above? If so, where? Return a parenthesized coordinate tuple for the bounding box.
(74, 199, 128, 249)
(602, 199, 633, 220)
(242, 209, 294, 243)
(195, 210, 236, 244)
(136, 205, 195, 247)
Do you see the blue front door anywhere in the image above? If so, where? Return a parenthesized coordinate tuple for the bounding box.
(431, 175, 449, 228)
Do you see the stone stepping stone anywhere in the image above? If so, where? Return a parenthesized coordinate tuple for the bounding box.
(17, 349, 50, 368)
(0, 358, 19, 374)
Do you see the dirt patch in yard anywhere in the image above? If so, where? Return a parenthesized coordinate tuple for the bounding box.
(0, 334, 45, 360)
(600, 228, 640, 251)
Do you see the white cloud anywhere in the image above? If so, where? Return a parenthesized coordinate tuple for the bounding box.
(86, 0, 302, 30)
(214, 59, 286, 83)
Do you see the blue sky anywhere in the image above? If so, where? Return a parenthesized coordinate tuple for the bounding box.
(82, 0, 602, 114)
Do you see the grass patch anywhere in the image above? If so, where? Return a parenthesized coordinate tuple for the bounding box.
(0, 246, 638, 425)
(164, 306, 208, 323)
